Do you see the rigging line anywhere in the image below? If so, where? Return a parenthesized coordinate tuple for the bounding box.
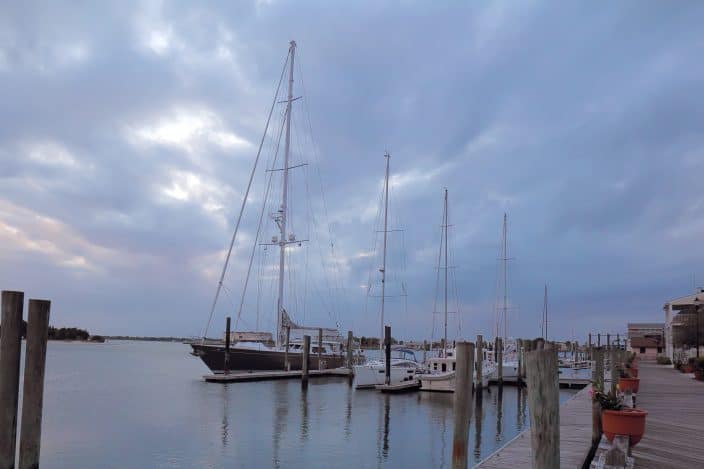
(296, 56, 349, 324)
(234, 102, 287, 331)
(201, 50, 290, 341)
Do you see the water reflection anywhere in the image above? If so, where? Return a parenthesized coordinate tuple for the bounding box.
(382, 394, 390, 459)
(516, 386, 527, 432)
(272, 381, 288, 468)
(300, 387, 309, 442)
(344, 384, 352, 439)
(221, 384, 230, 448)
(474, 390, 484, 460)
(495, 385, 504, 443)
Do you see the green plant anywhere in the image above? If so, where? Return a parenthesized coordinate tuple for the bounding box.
(592, 387, 623, 411)
(656, 355, 672, 365)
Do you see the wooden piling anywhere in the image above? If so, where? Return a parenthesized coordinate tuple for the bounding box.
(19, 299, 51, 469)
(384, 326, 391, 386)
(606, 333, 611, 350)
(318, 328, 323, 370)
(517, 339, 524, 385)
(224, 316, 231, 375)
(597, 333, 601, 347)
(609, 348, 618, 393)
(0, 290, 24, 469)
(497, 338, 503, 384)
(346, 331, 353, 370)
(593, 347, 605, 392)
(524, 339, 559, 469)
(592, 347, 604, 446)
(475, 334, 483, 392)
(452, 341, 475, 469)
(302, 335, 310, 389)
(284, 326, 291, 371)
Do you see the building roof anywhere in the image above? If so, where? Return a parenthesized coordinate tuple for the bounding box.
(664, 289, 704, 309)
(630, 336, 664, 348)
(627, 323, 664, 329)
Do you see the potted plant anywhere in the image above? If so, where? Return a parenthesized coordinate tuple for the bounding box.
(695, 357, 704, 382)
(625, 362, 638, 378)
(618, 371, 640, 393)
(594, 387, 648, 447)
(683, 357, 696, 374)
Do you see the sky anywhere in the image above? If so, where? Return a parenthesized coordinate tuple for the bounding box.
(1, 1, 703, 342)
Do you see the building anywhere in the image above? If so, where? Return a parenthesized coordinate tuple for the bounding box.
(663, 288, 704, 361)
(627, 323, 664, 361)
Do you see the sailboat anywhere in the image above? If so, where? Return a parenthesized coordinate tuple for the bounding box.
(190, 41, 345, 372)
(353, 153, 423, 389)
(490, 213, 520, 381)
(419, 189, 496, 392)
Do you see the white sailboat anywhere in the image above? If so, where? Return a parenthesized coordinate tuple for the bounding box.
(420, 189, 496, 392)
(354, 153, 423, 389)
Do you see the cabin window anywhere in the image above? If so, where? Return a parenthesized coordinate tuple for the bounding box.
(442, 363, 447, 372)
(639, 347, 645, 354)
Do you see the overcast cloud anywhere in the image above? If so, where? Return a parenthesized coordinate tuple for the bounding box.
(1, 1, 703, 342)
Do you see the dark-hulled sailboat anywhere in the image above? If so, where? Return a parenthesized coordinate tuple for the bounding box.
(190, 41, 345, 372)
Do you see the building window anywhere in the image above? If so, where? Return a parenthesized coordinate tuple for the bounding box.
(640, 347, 646, 354)
(442, 363, 447, 372)
(657, 347, 662, 353)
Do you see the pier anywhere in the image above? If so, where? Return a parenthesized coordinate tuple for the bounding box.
(203, 368, 352, 383)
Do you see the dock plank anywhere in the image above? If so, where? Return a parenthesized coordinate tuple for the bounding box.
(630, 363, 704, 469)
(476, 384, 593, 468)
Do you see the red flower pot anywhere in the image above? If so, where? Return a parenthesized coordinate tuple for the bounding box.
(618, 377, 640, 393)
(695, 369, 704, 381)
(602, 408, 648, 447)
(682, 365, 694, 373)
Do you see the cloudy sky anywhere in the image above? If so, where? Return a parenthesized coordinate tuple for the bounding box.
(1, 1, 703, 342)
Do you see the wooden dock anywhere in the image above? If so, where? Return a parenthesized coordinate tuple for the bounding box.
(476, 385, 593, 468)
(203, 367, 352, 383)
(590, 362, 704, 468)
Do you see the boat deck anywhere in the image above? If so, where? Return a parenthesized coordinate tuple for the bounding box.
(203, 367, 352, 383)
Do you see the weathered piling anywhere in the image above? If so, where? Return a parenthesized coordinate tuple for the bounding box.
(592, 347, 604, 446)
(384, 326, 391, 386)
(609, 348, 618, 393)
(284, 326, 291, 371)
(606, 333, 611, 350)
(19, 299, 51, 469)
(301, 335, 310, 389)
(224, 316, 231, 374)
(475, 334, 483, 392)
(524, 339, 559, 469)
(346, 331, 353, 369)
(0, 290, 24, 469)
(517, 339, 524, 385)
(597, 333, 601, 347)
(318, 328, 323, 370)
(452, 341, 475, 469)
(497, 338, 503, 384)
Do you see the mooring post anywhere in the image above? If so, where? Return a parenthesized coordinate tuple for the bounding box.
(284, 326, 291, 371)
(517, 339, 524, 385)
(525, 339, 560, 469)
(302, 335, 310, 389)
(0, 290, 24, 469)
(346, 331, 353, 370)
(597, 333, 601, 347)
(384, 325, 391, 386)
(318, 328, 323, 370)
(18, 299, 51, 469)
(224, 316, 231, 375)
(610, 348, 618, 393)
(497, 337, 503, 384)
(592, 347, 605, 446)
(475, 335, 483, 392)
(452, 341, 475, 469)
(606, 333, 611, 351)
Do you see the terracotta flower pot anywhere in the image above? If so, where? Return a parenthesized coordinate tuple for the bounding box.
(602, 408, 648, 447)
(618, 377, 640, 393)
(682, 365, 694, 373)
(695, 369, 704, 381)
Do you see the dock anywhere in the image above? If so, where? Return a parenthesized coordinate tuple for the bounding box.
(476, 384, 593, 468)
(591, 362, 704, 468)
(203, 367, 352, 383)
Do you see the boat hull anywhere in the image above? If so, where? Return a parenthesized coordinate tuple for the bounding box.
(354, 363, 419, 389)
(191, 344, 345, 372)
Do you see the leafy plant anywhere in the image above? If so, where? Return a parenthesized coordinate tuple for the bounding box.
(591, 386, 623, 411)
(656, 355, 672, 365)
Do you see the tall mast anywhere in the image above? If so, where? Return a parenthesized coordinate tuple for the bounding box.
(543, 283, 548, 340)
(443, 188, 449, 357)
(502, 213, 508, 345)
(380, 152, 391, 349)
(275, 40, 296, 348)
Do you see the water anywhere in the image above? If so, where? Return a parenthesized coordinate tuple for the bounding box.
(33, 341, 578, 468)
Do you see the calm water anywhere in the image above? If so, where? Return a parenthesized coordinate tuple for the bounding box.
(31, 341, 578, 468)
